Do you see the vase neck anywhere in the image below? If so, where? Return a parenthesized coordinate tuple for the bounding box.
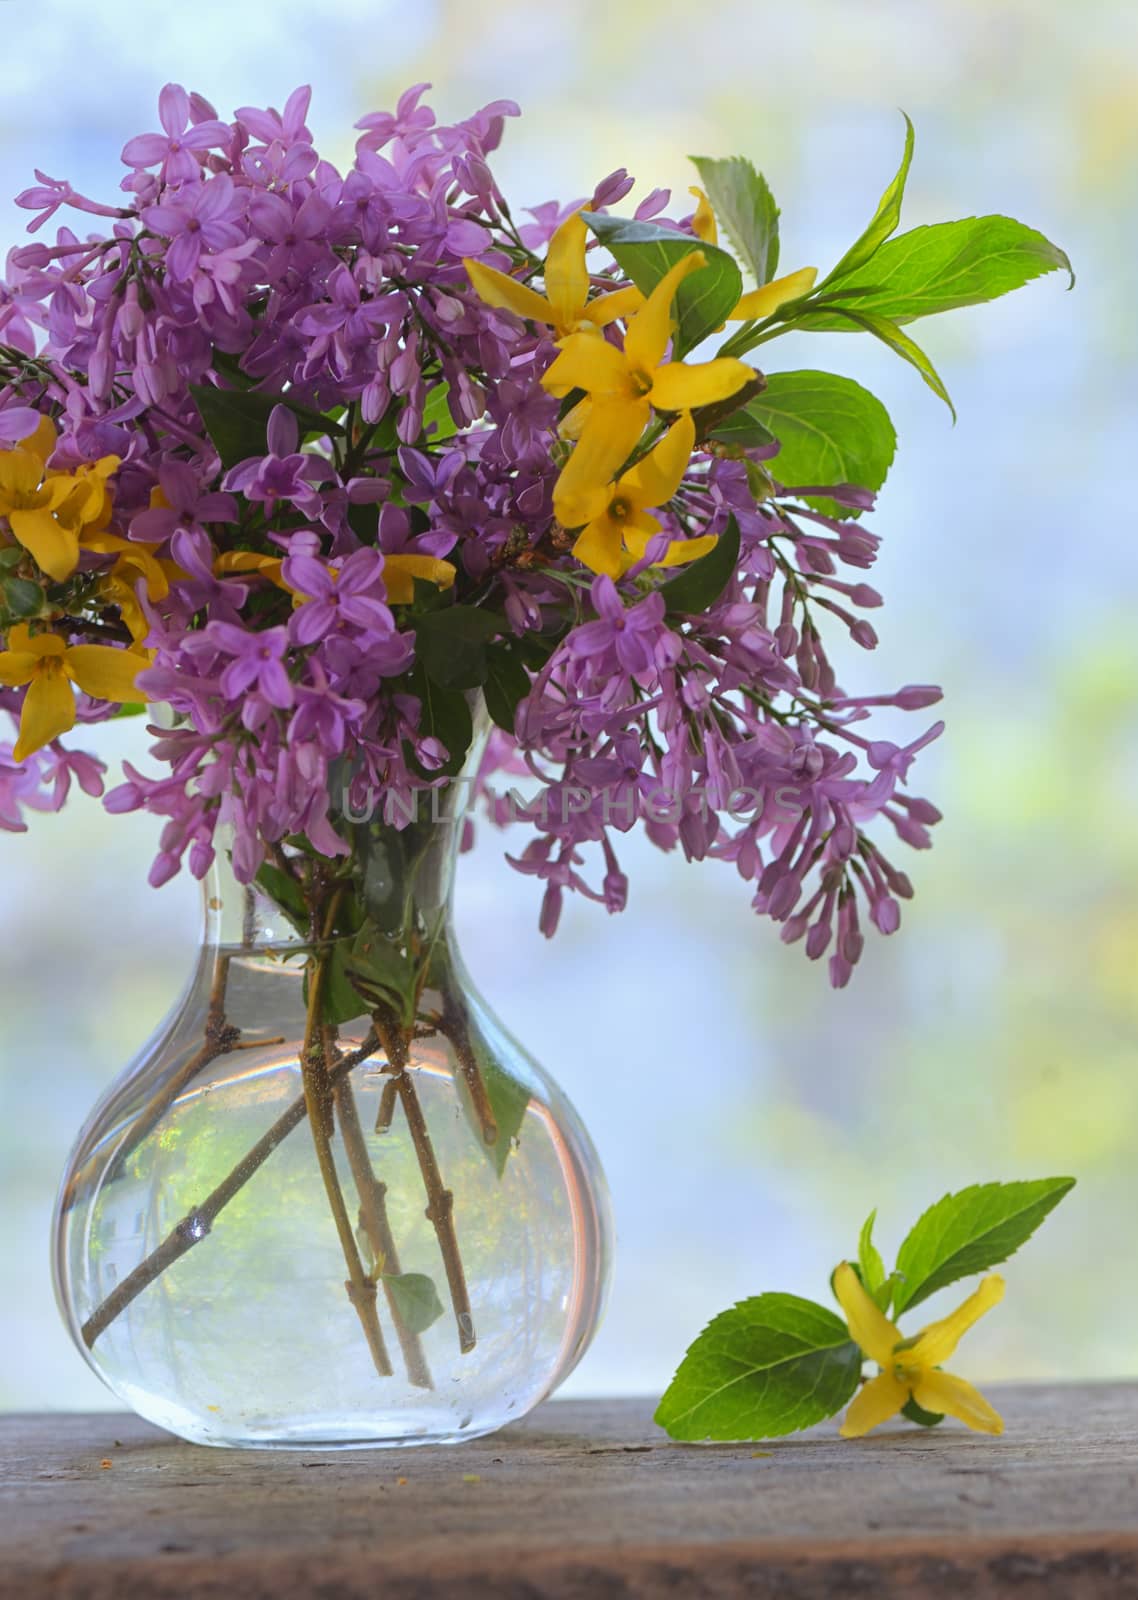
(202, 706, 487, 952)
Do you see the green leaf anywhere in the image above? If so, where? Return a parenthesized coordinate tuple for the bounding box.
(483, 643, 531, 735)
(742, 371, 897, 517)
(858, 1209, 887, 1299)
(421, 383, 461, 443)
(190, 384, 344, 471)
(584, 213, 742, 356)
(689, 155, 780, 284)
(412, 606, 500, 692)
(462, 1029, 531, 1178)
(2, 577, 45, 619)
(320, 939, 372, 1026)
(823, 112, 915, 287)
(901, 1397, 944, 1428)
(383, 1271, 445, 1335)
(343, 921, 416, 1022)
(819, 307, 956, 418)
(655, 1294, 862, 1442)
(0, 547, 25, 571)
(406, 664, 473, 779)
(659, 514, 740, 615)
(892, 1177, 1077, 1316)
(255, 861, 308, 931)
(707, 409, 776, 451)
(804, 216, 1072, 329)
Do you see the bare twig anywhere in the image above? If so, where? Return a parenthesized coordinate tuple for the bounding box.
(331, 1064, 434, 1391)
(374, 1007, 476, 1355)
(80, 1032, 378, 1349)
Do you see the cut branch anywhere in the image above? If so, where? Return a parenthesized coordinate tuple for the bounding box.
(80, 1033, 378, 1349)
(374, 1006, 476, 1355)
(332, 1064, 434, 1391)
(300, 912, 392, 1380)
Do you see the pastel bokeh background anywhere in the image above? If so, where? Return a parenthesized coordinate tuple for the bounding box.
(2, 0, 1135, 1409)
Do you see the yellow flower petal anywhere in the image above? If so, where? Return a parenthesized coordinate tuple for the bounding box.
(8, 509, 80, 581)
(64, 644, 147, 704)
(910, 1371, 1004, 1436)
(553, 399, 650, 523)
(0, 649, 41, 688)
(903, 1276, 1005, 1370)
(625, 250, 707, 374)
(584, 284, 645, 328)
(0, 450, 45, 501)
(558, 396, 593, 442)
(19, 416, 58, 465)
(839, 1371, 909, 1438)
(544, 211, 590, 331)
(381, 554, 457, 605)
(730, 266, 819, 323)
(13, 662, 75, 761)
(833, 1261, 901, 1367)
(648, 357, 754, 413)
(616, 510, 663, 562)
(3, 624, 65, 658)
(571, 516, 626, 579)
(542, 333, 635, 400)
(464, 257, 554, 326)
(653, 532, 719, 568)
(688, 186, 718, 247)
(622, 412, 695, 510)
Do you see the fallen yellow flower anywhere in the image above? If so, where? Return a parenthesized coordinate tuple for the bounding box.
(688, 185, 819, 323)
(0, 624, 147, 762)
(833, 1260, 1005, 1439)
(554, 412, 714, 578)
(464, 211, 643, 339)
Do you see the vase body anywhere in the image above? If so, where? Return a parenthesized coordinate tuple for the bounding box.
(52, 773, 612, 1449)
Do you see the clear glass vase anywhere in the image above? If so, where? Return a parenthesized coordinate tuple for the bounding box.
(52, 763, 612, 1450)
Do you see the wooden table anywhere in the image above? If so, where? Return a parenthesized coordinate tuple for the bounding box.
(2, 1385, 1136, 1598)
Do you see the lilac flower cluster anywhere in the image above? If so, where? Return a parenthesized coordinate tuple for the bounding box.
(0, 83, 943, 984)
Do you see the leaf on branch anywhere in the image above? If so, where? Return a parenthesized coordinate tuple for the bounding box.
(858, 1208, 887, 1301)
(803, 215, 1072, 328)
(190, 383, 344, 470)
(584, 213, 743, 356)
(689, 155, 781, 284)
(822, 112, 915, 288)
(483, 642, 531, 735)
(655, 1293, 862, 1441)
(891, 1177, 1077, 1315)
(659, 514, 740, 615)
(412, 605, 501, 692)
(815, 308, 956, 418)
(383, 1271, 446, 1334)
(740, 370, 897, 517)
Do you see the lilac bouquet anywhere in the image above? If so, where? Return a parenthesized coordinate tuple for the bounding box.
(10, 85, 1071, 1443)
(0, 84, 1068, 982)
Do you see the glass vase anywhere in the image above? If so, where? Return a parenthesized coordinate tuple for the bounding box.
(52, 759, 612, 1449)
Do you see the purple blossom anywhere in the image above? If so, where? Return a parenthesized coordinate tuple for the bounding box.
(281, 548, 394, 645)
(143, 175, 247, 280)
(121, 83, 231, 183)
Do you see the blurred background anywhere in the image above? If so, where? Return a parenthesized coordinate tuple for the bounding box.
(2, 0, 1135, 1410)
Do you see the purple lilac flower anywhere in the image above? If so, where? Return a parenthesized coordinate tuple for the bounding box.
(121, 84, 231, 184)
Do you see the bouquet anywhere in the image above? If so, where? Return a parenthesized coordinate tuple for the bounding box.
(0, 82, 1068, 984)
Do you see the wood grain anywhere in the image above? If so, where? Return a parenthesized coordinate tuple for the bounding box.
(2, 1385, 1136, 1598)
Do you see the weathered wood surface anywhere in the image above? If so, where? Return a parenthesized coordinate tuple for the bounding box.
(2, 1386, 1136, 1598)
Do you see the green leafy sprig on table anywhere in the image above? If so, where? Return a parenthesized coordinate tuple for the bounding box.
(656, 1177, 1075, 1442)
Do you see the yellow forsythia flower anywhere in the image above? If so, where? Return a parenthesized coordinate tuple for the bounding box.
(833, 1261, 1005, 1439)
